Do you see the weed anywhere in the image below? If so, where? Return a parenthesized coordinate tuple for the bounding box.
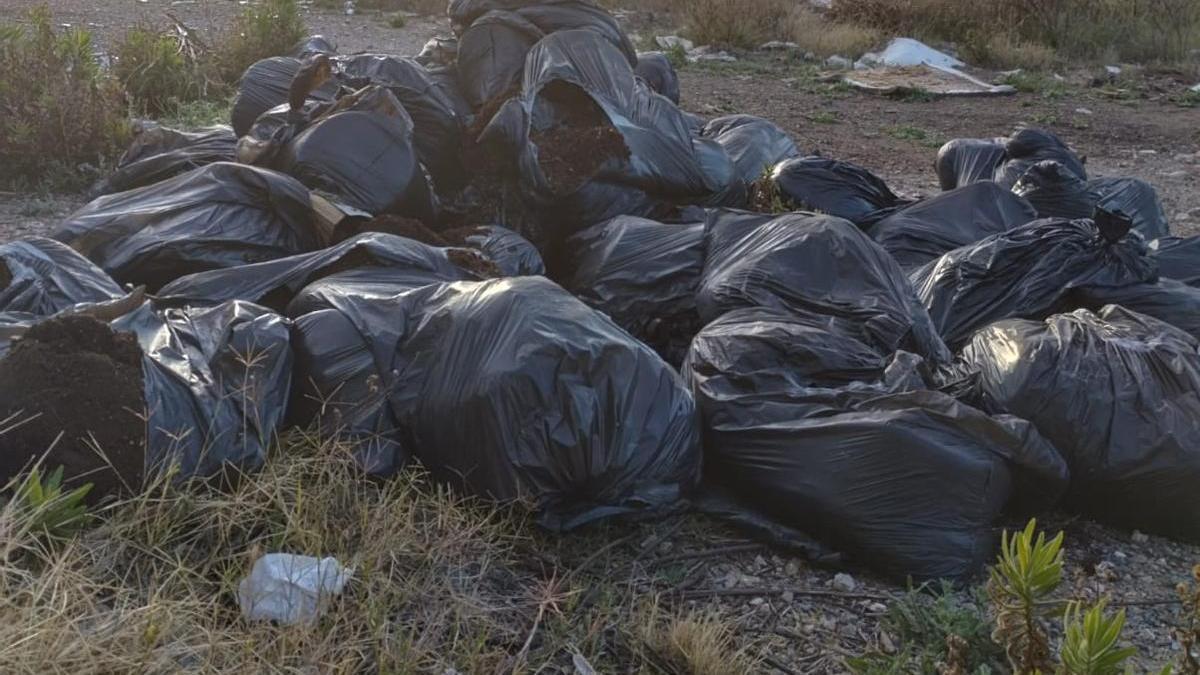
(633, 601, 761, 675)
(1172, 90, 1200, 108)
(0, 8, 130, 190)
(1059, 600, 1139, 674)
(1032, 112, 1060, 126)
(113, 26, 213, 115)
(680, 0, 793, 50)
(888, 125, 943, 148)
(749, 165, 790, 214)
(809, 111, 840, 124)
(10, 466, 93, 540)
(785, 7, 882, 59)
(888, 88, 937, 103)
(988, 519, 1064, 672)
(159, 97, 234, 130)
(388, 13, 407, 28)
(665, 43, 688, 69)
(1003, 71, 1069, 99)
(215, 0, 306, 83)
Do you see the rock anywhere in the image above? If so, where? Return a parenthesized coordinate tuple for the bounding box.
(826, 55, 853, 70)
(1176, 212, 1193, 222)
(1113, 550, 1129, 561)
(804, 51, 817, 62)
(785, 561, 800, 576)
(837, 623, 858, 637)
(1138, 149, 1158, 155)
(782, 590, 795, 603)
(880, 631, 897, 654)
(1075, 107, 1093, 115)
(1132, 530, 1150, 543)
(832, 573, 857, 593)
(760, 41, 800, 51)
(1165, 170, 1189, 178)
(753, 555, 767, 569)
(1106, 65, 1122, 76)
(689, 47, 738, 63)
(1095, 560, 1119, 581)
(656, 35, 694, 52)
(749, 596, 765, 606)
(867, 602, 888, 614)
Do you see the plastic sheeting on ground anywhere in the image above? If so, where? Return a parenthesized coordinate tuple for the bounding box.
(959, 306, 1200, 540)
(290, 275, 700, 528)
(95, 125, 237, 196)
(871, 182, 1038, 270)
(683, 307, 1068, 580)
(910, 216, 1157, 347)
(697, 210, 951, 364)
(52, 162, 324, 292)
(113, 300, 293, 479)
(565, 215, 704, 365)
(765, 156, 907, 228)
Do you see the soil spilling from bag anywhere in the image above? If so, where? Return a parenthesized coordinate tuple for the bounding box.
(0, 315, 146, 501)
(529, 81, 630, 196)
(354, 214, 449, 246)
(447, 248, 502, 279)
(441, 225, 491, 246)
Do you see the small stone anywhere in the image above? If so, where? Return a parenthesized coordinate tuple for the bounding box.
(1132, 530, 1150, 543)
(657, 540, 673, 555)
(826, 55, 853, 70)
(655, 35, 694, 52)
(1138, 149, 1158, 155)
(820, 617, 837, 631)
(1095, 561, 1119, 581)
(749, 596, 765, 606)
(782, 591, 795, 603)
(740, 573, 762, 585)
(1113, 550, 1129, 561)
(785, 561, 800, 576)
(722, 573, 740, 589)
(838, 623, 857, 637)
(867, 602, 888, 614)
(1106, 65, 1122, 76)
(754, 555, 767, 570)
(804, 51, 817, 62)
(1075, 107, 1093, 115)
(832, 573, 857, 593)
(1164, 170, 1189, 178)
(1176, 212, 1193, 222)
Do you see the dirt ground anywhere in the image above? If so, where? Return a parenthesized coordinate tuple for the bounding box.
(2, 3, 1200, 671)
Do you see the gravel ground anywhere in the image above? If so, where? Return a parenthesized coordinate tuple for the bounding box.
(2, 4, 1200, 671)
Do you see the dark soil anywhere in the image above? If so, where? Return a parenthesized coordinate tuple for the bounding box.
(353, 214, 449, 246)
(467, 85, 521, 138)
(440, 225, 490, 246)
(0, 260, 11, 292)
(532, 125, 630, 196)
(0, 315, 146, 501)
(447, 248, 502, 279)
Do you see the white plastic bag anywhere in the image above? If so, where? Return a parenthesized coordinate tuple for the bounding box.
(237, 553, 353, 624)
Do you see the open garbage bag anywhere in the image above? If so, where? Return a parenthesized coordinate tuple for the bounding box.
(480, 30, 736, 248)
(764, 156, 907, 228)
(683, 307, 1068, 580)
(635, 51, 680, 104)
(94, 124, 237, 196)
(698, 210, 951, 364)
(53, 162, 324, 292)
(290, 276, 700, 528)
(565, 215, 704, 365)
(157, 232, 477, 311)
(959, 306, 1200, 540)
(1150, 236, 1200, 286)
(910, 216, 1157, 347)
(871, 182, 1037, 270)
(443, 225, 545, 276)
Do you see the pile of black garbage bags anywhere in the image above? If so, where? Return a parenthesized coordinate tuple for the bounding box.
(7, 0, 1200, 582)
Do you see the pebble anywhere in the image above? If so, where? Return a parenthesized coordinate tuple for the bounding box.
(826, 55, 853, 70)
(1106, 65, 1122, 76)
(1164, 170, 1189, 178)
(785, 561, 800, 576)
(880, 631, 897, 654)
(1075, 107, 1093, 115)
(1113, 550, 1129, 561)
(782, 590, 795, 603)
(1176, 212, 1193, 222)
(867, 602, 888, 614)
(832, 573, 857, 593)
(759, 41, 800, 51)
(754, 555, 767, 570)
(1133, 530, 1150, 543)
(749, 597, 765, 606)
(1138, 149, 1158, 155)
(655, 35, 695, 52)
(1095, 561, 1120, 581)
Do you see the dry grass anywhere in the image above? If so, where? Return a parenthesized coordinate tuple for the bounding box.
(786, 8, 883, 59)
(0, 431, 757, 673)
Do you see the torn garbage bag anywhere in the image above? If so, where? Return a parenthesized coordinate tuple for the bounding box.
(442, 225, 545, 276)
(480, 30, 736, 247)
(683, 307, 1068, 580)
(697, 210, 951, 364)
(231, 56, 339, 137)
(959, 306, 1200, 540)
(763, 156, 907, 228)
(0, 237, 125, 315)
(994, 127, 1086, 189)
(871, 182, 1037, 270)
(290, 276, 701, 528)
(156, 232, 476, 311)
(910, 216, 1157, 347)
(94, 125, 237, 196)
(52, 162, 324, 292)
(635, 51, 680, 104)
(564, 215, 704, 365)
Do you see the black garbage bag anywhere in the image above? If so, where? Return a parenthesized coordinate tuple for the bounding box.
(480, 30, 736, 248)
(1091, 176, 1170, 240)
(157, 232, 477, 311)
(702, 115, 799, 208)
(113, 300, 293, 479)
(458, 10, 544, 110)
(698, 210, 951, 364)
(1149, 236, 1200, 286)
(959, 306, 1200, 540)
(291, 275, 701, 527)
(52, 162, 324, 292)
(635, 51, 680, 104)
(231, 56, 339, 137)
(450, 0, 636, 64)
(564, 215, 704, 365)
(443, 224, 545, 276)
(934, 137, 1006, 190)
(332, 54, 468, 187)
(1012, 163, 1170, 240)
(95, 125, 237, 196)
(764, 156, 907, 228)
(1071, 278, 1200, 340)
(0, 237, 125, 315)
(872, 183, 1038, 270)
(275, 86, 439, 219)
(683, 307, 1068, 580)
(292, 35, 337, 58)
(910, 216, 1157, 347)
(995, 127, 1086, 189)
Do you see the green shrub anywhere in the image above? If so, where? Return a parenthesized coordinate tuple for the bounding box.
(113, 26, 213, 115)
(0, 7, 130, 189)
(216, 0, 307, 83)
(11, 465, 93, 540)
